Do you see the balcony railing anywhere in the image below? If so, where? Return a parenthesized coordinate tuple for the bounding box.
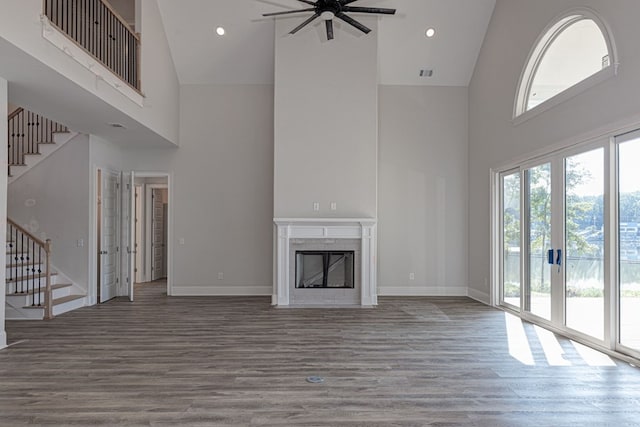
(43, 0, 140, 91)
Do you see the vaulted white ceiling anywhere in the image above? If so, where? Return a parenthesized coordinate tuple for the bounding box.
(156, 0, 495, 87)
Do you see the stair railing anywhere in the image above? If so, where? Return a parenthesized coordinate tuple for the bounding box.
(6, 219, 53, 320)
(7, 107, 68, 168)
(43, 0, 141, 91)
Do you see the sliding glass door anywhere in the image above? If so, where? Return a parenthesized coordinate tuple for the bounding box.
(498, 144, 607, 343)
(564, 148, 605, 340)
(617, 131, 640, 355)
(497, 130, 640, 359)
(525, 162, 553, 321)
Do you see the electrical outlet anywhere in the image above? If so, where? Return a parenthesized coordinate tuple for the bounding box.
(218, 272, 224, 280)
(77, 239, 84, 247)
(409, 273, 415, 281)
(179, 238, 185, 245)
(330, 202, 337, 211)
(313, 202, 320, 212)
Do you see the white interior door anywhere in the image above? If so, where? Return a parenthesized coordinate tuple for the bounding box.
(127, 172, 135, 301)
(134, 185, 143, 283)
(151, 188, 165, 281)
(100, 170, 119, 303)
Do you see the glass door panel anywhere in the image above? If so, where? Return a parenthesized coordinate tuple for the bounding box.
(502, 172, 521, 308)
(526, 163, 552, 320)
(564, 148, 605, 340)
(618, 137, 640, 352)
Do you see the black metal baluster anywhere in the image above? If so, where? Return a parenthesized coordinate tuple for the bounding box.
(38, 246, 42, 307)
(20, 233, 24, 293)
(14, 227, 18, 293)
(31, 240, 36, 306)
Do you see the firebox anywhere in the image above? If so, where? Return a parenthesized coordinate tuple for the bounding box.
(295, 251, 355, 289)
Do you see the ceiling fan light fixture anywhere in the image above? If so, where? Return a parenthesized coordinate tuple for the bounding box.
(321, 11, 335, 21)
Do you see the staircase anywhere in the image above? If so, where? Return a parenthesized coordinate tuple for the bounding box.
(5, 219, 86, 320)
(7, 107, 77, 182)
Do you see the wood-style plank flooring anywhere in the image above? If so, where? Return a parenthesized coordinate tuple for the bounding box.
(1, 282, 640, 426)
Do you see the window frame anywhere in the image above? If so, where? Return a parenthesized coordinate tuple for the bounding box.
(513, 9, 618, 124)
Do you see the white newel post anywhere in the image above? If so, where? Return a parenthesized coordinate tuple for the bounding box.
(273, 218, 378, 307)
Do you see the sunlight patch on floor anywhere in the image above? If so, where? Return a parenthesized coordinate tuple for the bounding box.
(571, 340, 616, 367)
(534, 325, 572, 366)
(505, 312, 535, 365)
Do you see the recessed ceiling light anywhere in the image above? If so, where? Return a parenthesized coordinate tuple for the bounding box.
(425, 28, 436, 38)
(216, 27, 226, 36)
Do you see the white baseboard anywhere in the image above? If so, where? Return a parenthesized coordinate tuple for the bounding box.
(0, 330, 6, 350)
(467, 287, 490, 305)
(172, 285, 272, 296)
(378, 286, 468, 297)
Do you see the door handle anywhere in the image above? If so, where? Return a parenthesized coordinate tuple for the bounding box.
(100, 250, 108, 255)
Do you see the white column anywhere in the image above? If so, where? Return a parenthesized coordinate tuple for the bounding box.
(274, 223, 290, 306)
(0, 77, 8, 348)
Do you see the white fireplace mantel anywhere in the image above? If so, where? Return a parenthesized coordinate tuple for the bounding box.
(273, 218, 377, 307)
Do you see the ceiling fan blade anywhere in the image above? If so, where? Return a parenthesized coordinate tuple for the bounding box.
(263, 7, 315, 17)
(326, 19, 334, 40)
(342, 6, 396, 15)
(297, 0, 317, 5)
(335, 12, 371, 34)
(289, 12, 320, 34)
(340, 0, 360, 5)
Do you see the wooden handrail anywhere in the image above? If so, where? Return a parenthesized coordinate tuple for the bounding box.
(7, 219, 51, 253)
(7, 107, 24, 121)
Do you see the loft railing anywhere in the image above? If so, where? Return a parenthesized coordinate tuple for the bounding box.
(43, 0, 140, 91)
(6, 219, 53, 320)
(7, 107, 68, 170)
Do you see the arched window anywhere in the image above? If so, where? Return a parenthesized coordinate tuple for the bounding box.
(515, 10, 616, 118)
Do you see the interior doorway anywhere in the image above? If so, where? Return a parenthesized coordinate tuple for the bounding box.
(128, 173, 171, 301)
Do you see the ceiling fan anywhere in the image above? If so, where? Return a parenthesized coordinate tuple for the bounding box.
(263, 0, 396, 41)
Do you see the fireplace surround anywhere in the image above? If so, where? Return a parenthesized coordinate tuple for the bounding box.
(273, 218, 377, 307)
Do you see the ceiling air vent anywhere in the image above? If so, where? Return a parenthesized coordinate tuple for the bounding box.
(108, 123, 126, 129)
(419, 69, 434, 77)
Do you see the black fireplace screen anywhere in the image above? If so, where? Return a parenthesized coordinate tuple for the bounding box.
(295, 251, 355, 289)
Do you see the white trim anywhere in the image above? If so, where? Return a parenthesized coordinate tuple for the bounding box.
(0, 331, 6, 350)
(513, 8, 618, 122)
(173, 286, 272, 296)
(378, 286, 468, 297)
(468, 287, 490, 304)
(513, 66, 617, 126)
(131, 172, 173, 297)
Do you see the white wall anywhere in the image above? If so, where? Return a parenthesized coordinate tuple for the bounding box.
(273, 18, 378, 218)
(138, 0, 180, 143)
(120, 84, 274, 295)
(378, 86, 468, 296)
(0, 0, 179, 145)
(8, 135, 91, 294)
(468, 0, 640, 302)
(0, 77, 8, 348)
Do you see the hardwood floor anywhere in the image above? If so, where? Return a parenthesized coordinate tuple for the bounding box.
(1, 282, 640, 426)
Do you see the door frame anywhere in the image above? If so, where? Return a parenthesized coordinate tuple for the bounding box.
(146, 184, 168, 282)
(131, 172, 173, 298)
